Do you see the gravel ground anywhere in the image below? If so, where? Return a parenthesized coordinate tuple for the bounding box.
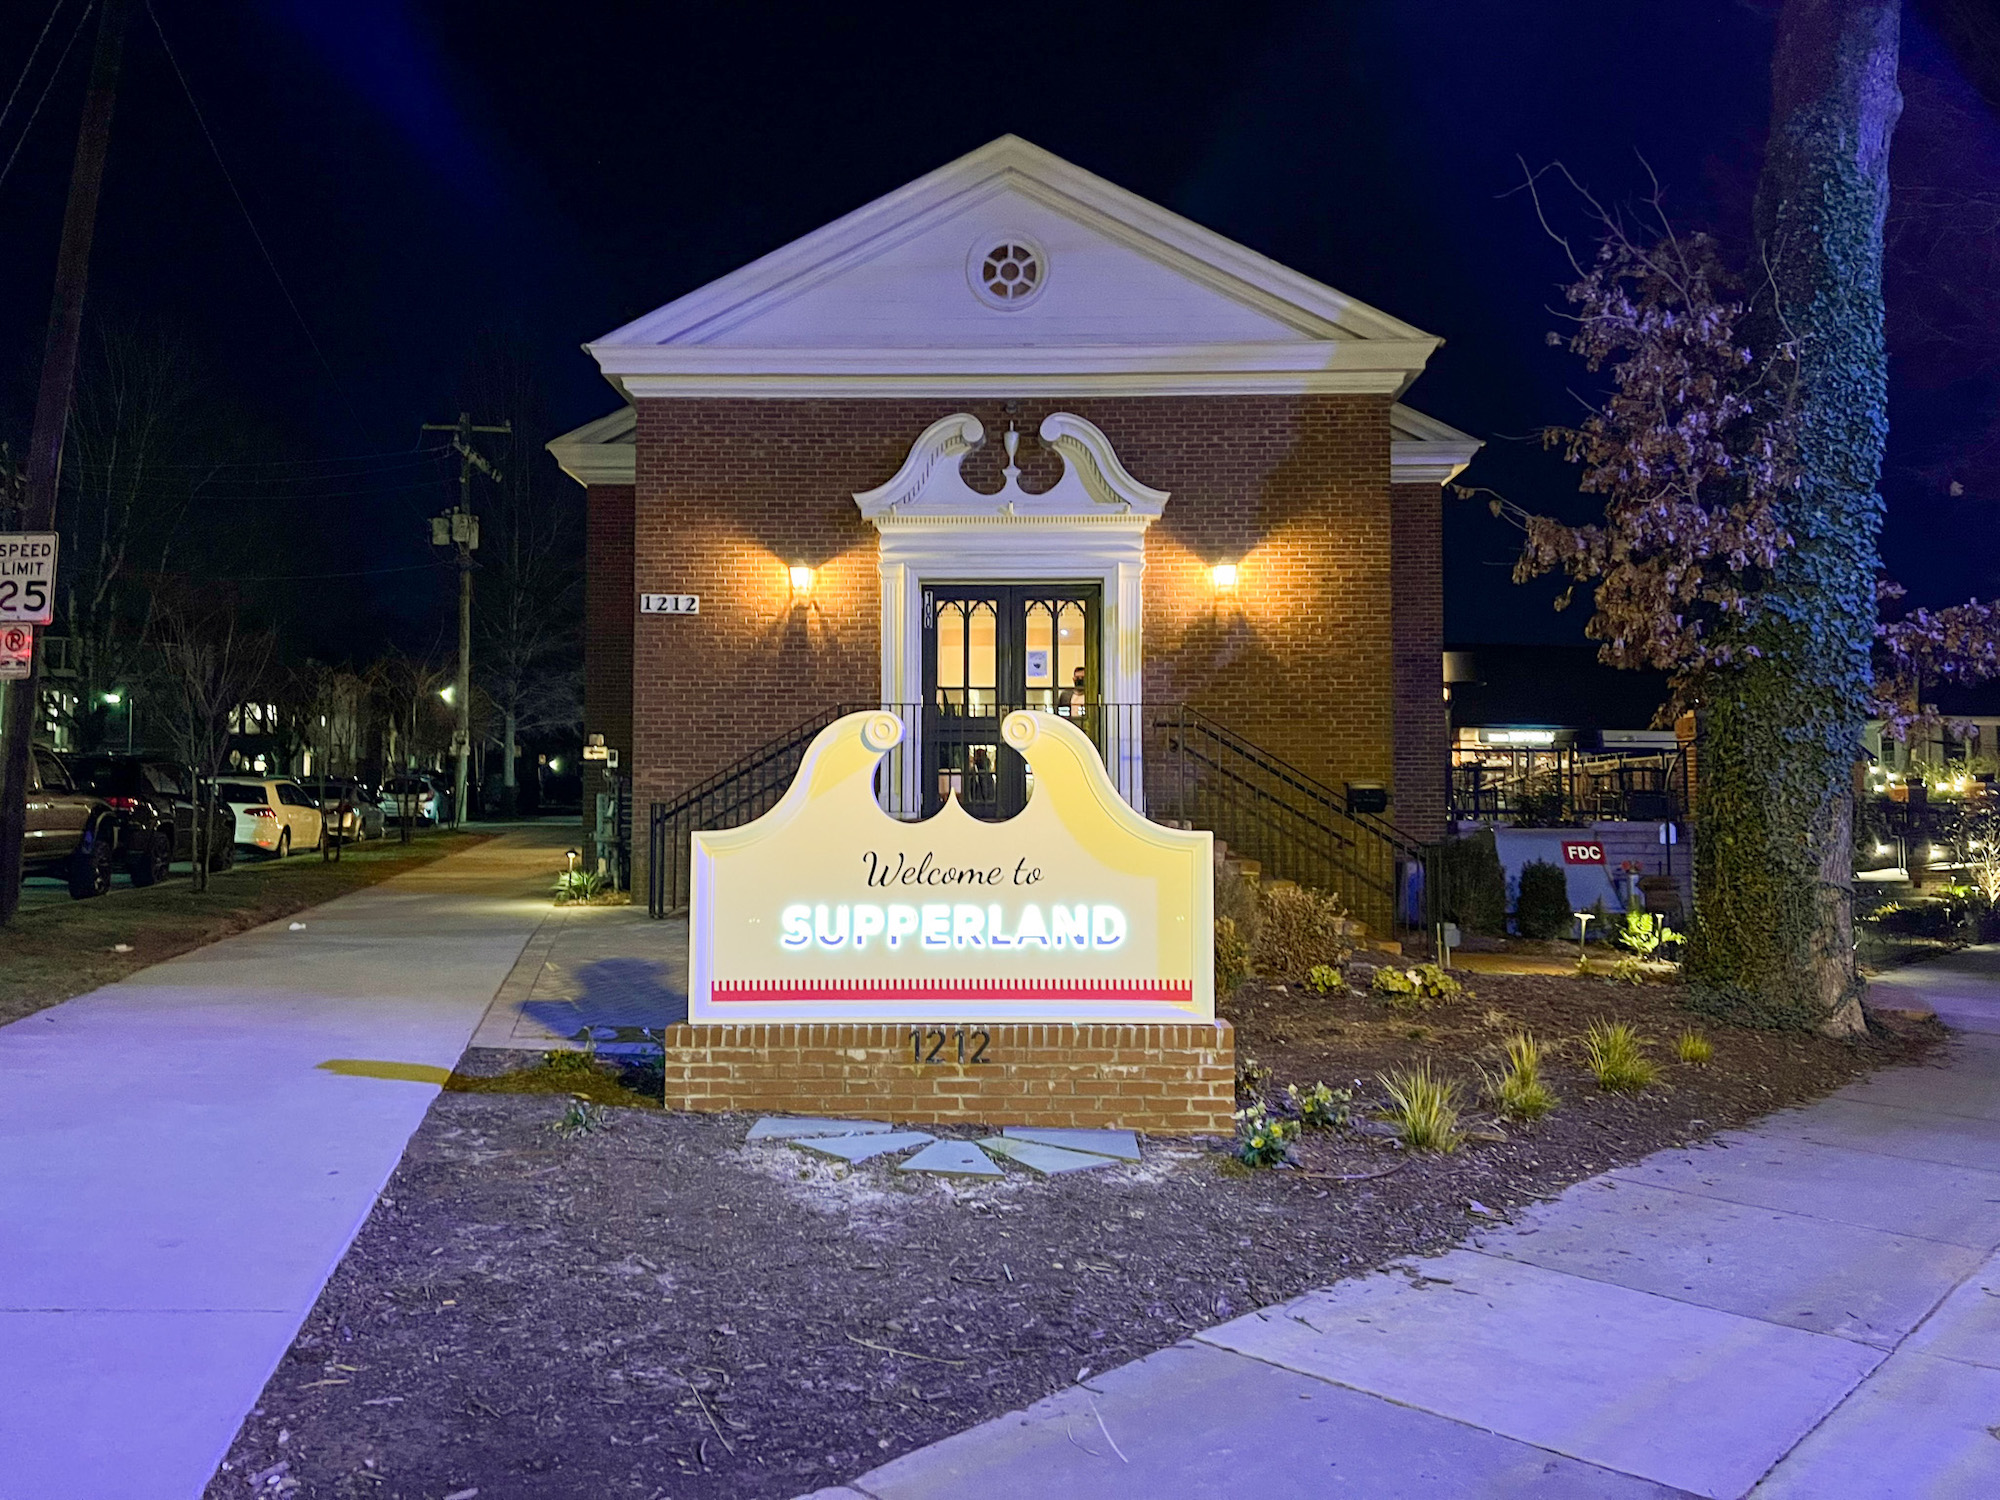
(206, 967, 1933, 1500)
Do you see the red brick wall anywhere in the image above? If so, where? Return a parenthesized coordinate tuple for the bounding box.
(1391, 480, 1447, 840)
(629, 396, 1413, 876)
(583, 482, 635, 822)
(657, 1019, 1234, 1134)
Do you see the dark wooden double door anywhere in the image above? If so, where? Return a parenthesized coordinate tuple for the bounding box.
(921, 583, 1100, 819)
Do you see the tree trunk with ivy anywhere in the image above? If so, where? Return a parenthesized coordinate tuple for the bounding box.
(1687, 0, 1901, 1034)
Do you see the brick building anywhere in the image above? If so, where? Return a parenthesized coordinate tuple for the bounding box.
(551, 137, 1477, 900)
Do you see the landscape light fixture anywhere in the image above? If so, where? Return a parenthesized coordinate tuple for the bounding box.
(439, 684, 456, 705)
(565, 848, 580, 875)
(1210, 562, 1239, 590)
(1573, 909, 1595, 959)
(788, 563, 815, 594)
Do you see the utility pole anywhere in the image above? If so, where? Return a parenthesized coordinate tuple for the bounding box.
(0, 0, 136, 926)
(422, 412, 508, 830)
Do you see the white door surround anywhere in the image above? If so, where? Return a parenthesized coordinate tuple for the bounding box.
(855, 412, 1166, 711)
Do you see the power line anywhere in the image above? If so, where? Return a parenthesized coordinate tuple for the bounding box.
(0, 1, 93, 197)
(229, 560, 446, 583)
(0, 0, 66, 139)
(144, 1, 364, 435)
(68, 443, 451, 472)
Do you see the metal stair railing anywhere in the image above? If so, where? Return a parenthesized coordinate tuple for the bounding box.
(647, 701, 1431, 936)
(1143, 706, 1426, 938)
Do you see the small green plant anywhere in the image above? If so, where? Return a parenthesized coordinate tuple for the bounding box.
(1484, 1032, 1558, 1121)
(1378, 1062, 1463, 1153)
(543, 1044, 598, 1077)
(1304, 963, 1347, 995)
(1675, 1028, 1714, 1065)
(554, 867, 611, 903)
(1583, 1020, 1658, 1093)
(1234, 1052, 1272, 1103)
(1514, 860, 1574, 940)
(1615, 909, 1683, 962)
(1287, 1080, 1352, 1131)
(550, 1095, 610, 1138)
(1372, 962, 1469, 1013)
(1234, 1104, 1298, 1167)
(1253, 884, 1354, 981)
(1216, 916, 1252, 994)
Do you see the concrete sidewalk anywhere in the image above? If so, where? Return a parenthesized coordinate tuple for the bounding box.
(813, 953, 2000, 1500)
(0, 825, 572, 1500)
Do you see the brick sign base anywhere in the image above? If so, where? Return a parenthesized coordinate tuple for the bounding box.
(657, 1020, 1235, 1136)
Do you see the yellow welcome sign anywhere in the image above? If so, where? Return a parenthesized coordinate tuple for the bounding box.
(690, 710, 1214, 1023)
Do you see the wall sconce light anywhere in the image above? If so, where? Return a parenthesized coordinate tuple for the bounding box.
(1210, 562, 1239, 590)
(788, 563, 815, 595)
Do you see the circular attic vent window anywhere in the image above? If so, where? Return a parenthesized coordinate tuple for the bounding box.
(969, 237, 1046, 308)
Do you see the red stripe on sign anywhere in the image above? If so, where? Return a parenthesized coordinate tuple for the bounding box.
(711, 979, 1194, 1003)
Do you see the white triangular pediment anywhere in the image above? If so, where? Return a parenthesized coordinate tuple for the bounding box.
(589, 137, 1440, 398)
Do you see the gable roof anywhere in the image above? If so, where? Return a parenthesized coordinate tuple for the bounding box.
(587, 136, 1443, 400)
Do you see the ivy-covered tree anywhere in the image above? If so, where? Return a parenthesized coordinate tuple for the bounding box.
(1506, 0, 1905, 1035)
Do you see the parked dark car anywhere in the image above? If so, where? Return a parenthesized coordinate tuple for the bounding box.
(70, 755, 237, 879)
(23, 745, 119, 898)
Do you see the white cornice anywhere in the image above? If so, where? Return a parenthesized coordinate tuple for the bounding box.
(1389, 401, 1481, 486)
(1039, 412, 1170, 514)
(547, 405, 636, 487)
(607, 337, 1437, 400)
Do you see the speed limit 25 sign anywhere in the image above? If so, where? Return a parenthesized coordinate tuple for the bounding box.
(0, 534, 58, 625)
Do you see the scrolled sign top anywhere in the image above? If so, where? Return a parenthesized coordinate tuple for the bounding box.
(689, 709, 1214, 1024)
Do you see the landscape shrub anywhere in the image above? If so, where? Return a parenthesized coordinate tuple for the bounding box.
(1372, 962, 1470, 1013)
(1304, 963, 1346, 996)
(1215, 861, 1262, 947)
(1433, 829, 1508, 936)
(1287, 1081, 1352, 1130)
(1253, 884, 1354, 981)
(1215, 917, 1251, 994)
(1514, 860, 1573, 940)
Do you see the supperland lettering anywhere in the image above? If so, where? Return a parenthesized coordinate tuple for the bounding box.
(780, 902, 1126, 952)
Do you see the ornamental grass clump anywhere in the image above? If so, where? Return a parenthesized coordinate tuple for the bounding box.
(1378, 1063, 1464, 1154)
(1234, 1105, 1298, 1167)
(1287, 1080, 1352, 1131)
(1675, 1028, 1714, 1065)
(1485, 1032, 1558, 1122)
(1584, 1020, 1657, 1093)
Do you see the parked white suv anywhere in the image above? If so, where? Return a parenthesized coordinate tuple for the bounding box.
(219, 778, 324, 858)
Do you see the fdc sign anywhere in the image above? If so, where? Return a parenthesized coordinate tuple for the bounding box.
(690, 709, 1214, 1023)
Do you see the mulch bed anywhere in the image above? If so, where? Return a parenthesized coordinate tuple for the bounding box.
(207, 966, 1936, 1500)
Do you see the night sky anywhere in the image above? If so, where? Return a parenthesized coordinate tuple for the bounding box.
(1, 1, 1995, 661)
